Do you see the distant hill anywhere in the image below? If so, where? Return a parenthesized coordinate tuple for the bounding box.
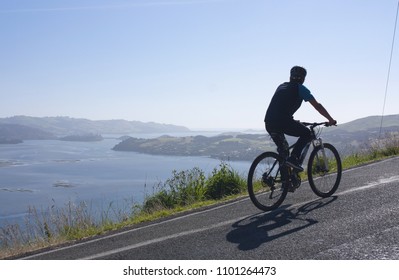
(329, 114, 399, 133)
(59, 134, 104, 142)
(0, 123, 55, 143)
(112, 114, 399, 160)
(321, 114, 399, 154)
(0, 116, 190, 138)
(0, 115, 397, 153)
(113, 134, 273, 161)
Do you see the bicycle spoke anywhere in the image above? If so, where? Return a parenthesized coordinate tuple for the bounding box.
(308, 143, 342, 197)
(248, 152, 288, 211)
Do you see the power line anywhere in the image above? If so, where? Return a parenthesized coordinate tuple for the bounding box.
(379, 0, 399, 137)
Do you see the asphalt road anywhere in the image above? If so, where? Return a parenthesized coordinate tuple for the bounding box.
(19, 157, 399, 260)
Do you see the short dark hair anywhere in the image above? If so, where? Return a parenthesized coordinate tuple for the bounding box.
(290, 66, 307, 80)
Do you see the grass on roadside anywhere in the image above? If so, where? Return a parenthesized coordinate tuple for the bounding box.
(342, 132, 399, 168)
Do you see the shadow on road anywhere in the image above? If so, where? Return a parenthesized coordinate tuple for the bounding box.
(226, 196, 337, 251)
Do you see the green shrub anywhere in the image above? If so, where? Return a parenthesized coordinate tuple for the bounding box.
(142, 167, 206, 213)
(205, 162, 246, 199)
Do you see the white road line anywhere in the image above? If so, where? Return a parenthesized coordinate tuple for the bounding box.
(81, 216, 243, 260)
(337, 175, 399, 196)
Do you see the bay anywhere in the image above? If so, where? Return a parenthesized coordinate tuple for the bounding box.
(0, 133, 251, 227)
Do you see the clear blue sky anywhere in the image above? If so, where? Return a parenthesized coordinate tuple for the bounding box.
(1, 0, 398, 130)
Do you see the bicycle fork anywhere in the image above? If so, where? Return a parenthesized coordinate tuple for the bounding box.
(312, 138, 329, 172)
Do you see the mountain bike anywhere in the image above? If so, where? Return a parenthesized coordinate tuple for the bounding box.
(247, 122, 342, 211)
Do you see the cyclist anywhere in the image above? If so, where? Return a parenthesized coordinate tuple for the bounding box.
(264, 66, 337, 177)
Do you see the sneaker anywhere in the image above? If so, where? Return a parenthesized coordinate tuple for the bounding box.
(285, 156, 304, 172)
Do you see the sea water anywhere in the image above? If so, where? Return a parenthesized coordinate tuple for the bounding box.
(0, 134, 251, 227)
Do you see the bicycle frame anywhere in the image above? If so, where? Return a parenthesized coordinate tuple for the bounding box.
(291, 122, 330, 170)
(263, 122, 330, 191)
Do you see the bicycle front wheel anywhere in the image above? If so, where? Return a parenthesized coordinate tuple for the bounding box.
(247, 152, 288, 211)
(307, 143, 342, 197)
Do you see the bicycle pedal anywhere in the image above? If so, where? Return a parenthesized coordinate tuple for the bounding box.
(283, 182, 295, 192)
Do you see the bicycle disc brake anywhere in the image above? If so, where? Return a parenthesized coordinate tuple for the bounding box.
(262, 173, 276, 198)
(262, 173, 274, 187)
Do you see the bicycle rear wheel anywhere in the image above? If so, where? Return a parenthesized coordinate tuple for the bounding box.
(247, 152, 288, 211)
(307, 143, 342, 197)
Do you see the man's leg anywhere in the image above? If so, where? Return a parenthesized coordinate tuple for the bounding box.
(265, 123, 289, 181)
(265, 123, 289, 159)
(284, 120, 312, 160)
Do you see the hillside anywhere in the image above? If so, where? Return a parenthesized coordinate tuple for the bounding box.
(0, 116, 190, 138)
(0, 115, 397, 152)
(0, 124, 55, 143)
(113, 114, 399, 161)
(327, 114, 399, 133)
(321, 114, 399, 153)
(113, 134, 274, 161)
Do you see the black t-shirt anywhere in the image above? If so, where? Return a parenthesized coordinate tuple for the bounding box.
(265, 82, 314, 123)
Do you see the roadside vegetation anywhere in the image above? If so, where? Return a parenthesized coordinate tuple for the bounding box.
(341, 132, 399, 168)
(0, 132, 398, 259)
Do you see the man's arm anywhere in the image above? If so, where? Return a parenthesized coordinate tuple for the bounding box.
(309, 99, 337, 125)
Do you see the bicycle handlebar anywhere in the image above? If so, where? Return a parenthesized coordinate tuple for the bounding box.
(301, 122, 334, 127)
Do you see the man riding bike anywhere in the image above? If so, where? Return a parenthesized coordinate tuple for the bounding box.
(264, 66, 337, 189)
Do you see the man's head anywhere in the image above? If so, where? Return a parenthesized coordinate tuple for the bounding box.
(290, 66, 307, 84)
